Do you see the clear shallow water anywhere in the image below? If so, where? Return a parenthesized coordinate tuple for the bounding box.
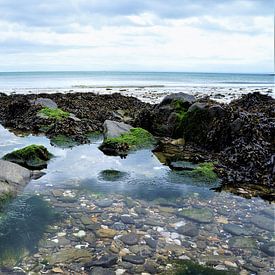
(0, 71, 273, 90)
(0, 125, 274, 273)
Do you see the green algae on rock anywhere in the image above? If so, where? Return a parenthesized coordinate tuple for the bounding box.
(50, 134, 79, 148)
(167, 260, 235, 275)
(38, 107, 70, 120)
(190, 162, 218, 182)
(105, 128, 155, 148)
(2, 144, 53, 170)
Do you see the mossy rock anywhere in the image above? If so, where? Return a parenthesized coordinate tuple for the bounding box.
(167, 260, 234, 275)
(104, 128, 155, 149)
(178, 208, 214, 223)
(38, 107, 70, 120)
(2, 145, 53, 170)
(98, 169, 129, 181)
(190, 162, 218, 182)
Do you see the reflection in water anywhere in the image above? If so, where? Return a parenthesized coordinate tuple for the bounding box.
(0, 195, 58, 265)
(0, 125, 274, 272)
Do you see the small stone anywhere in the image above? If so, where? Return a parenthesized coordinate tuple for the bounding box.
(96, 228, 117, 238)
(229, 237, 257, 249)
(89, 267, 116, 275)
(115, 269, 126, 275)
(145, 237, 157, 249)
(73, 230, 86, 238)
(122, 255, 145, 265)
(85, 254, 118, 268)
(224, 261, 237, 268)
(178, 208, 214, 223)
(52, 267, 64, 273)
(260, 241, 275, 256)
(120, 233, 139, 245)
(113, 222, 127, 231)
(121, 215, 135, 225)
(95, 199, 114, 208)
(177, 223, 199, 237)
(251, 215, 274, 232)
(224, 224, 251, 236)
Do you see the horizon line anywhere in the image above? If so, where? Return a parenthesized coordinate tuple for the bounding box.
(0, 70, 273, 75)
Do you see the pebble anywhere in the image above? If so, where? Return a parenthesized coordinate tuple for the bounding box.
(120, 233, 139, 245)
(122, 255, 145, 265)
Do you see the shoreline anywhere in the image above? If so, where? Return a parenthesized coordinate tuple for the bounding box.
(1, 85, 274, 104)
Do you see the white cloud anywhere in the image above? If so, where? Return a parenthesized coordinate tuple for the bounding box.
(0, 0, 273, 72)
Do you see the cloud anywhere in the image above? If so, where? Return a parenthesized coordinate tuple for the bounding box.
(0, 0, 273, 72)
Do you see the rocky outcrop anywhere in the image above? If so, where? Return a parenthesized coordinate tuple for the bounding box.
(0, 93, 151, 145)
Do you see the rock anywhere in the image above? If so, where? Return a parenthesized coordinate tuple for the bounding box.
(260, 241, 275, 256)
(96, 228, 117, 238)
(85, 254, 118, 268)
(261, 207, 275, 218)
(46, 248, 92, 265)
(89, 267, 116, 275)
(251, 215, 274, 232)
(103, 120, 133, 139)
(122, 255, 145, 265)
(188, 102, 207, 113)
(73, 230, 86, 238)
(113, 222, 127, 231)
(223, 224, 251, 236)
(145, 237, 157, 249)
(144, 261, 158, 274)
(95, 199, 114, 208)
(144, 219, 165, 226)
(178, 208, 214, 223)
(81, 216, 93, 225)
(0, 160, 31, 187)
(160, 93, 196, 109)
(120, 215, 135, 225)
(229, 237, 257, 249)
(32, 97, 58, 109)
(129, 245, 153, 257)
(120, 233, 139, 245)
(0, 160, 31, 201)
(52, 267, 64, 273)
(2, 145, 52, 170)
(177, 222, 199, 237)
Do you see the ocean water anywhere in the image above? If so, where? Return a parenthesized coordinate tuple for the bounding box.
(0, 71, 273, 90)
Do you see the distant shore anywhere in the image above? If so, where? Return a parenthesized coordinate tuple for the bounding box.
(2, 85, 274, 104)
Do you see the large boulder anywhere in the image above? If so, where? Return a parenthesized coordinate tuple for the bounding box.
(159, 93, 196, 108)
(31, 98, 58, 109)
(103, 120, 133, 139)
(0, 160, 31, 199)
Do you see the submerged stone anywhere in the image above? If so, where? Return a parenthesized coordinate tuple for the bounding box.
(2, 145, 53, 170)
(251, 214, 274, 232)
(84, 254, 118, 268)
(178, 208, 214, 223)
(223, 224, 251, 236)
(95, 199, 114, 208)
(46, 248, 92, 265)
(169, 260, 234, 275)
(229, 237, 257, 249)
(120, 233, 139, 245)
(122, 255, 145, 265)
(260, 241, 275, 257)
(177, 222, 199, 237)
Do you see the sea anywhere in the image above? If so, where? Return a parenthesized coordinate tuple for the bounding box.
(0, 71, 273, 90)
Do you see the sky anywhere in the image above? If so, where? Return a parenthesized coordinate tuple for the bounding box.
(0, 0, 273, 73)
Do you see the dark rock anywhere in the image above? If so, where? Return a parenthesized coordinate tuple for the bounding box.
(120, 233, 139, 245)
(84, 254, 118, 269)
(223, 224, 251, 236)
(145, 237, 158, 249)
(177, 223, 199, 237)
(178, 208, 214, 223)
(260, 241, 275, 256)
(120, 215, 135, 225)
(89, 267, 115, 275)
(95, 199, 113, 208)
(251, 214, 274, 232)
(122, 255, 145, 265)
(160, 93, 196, 108)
